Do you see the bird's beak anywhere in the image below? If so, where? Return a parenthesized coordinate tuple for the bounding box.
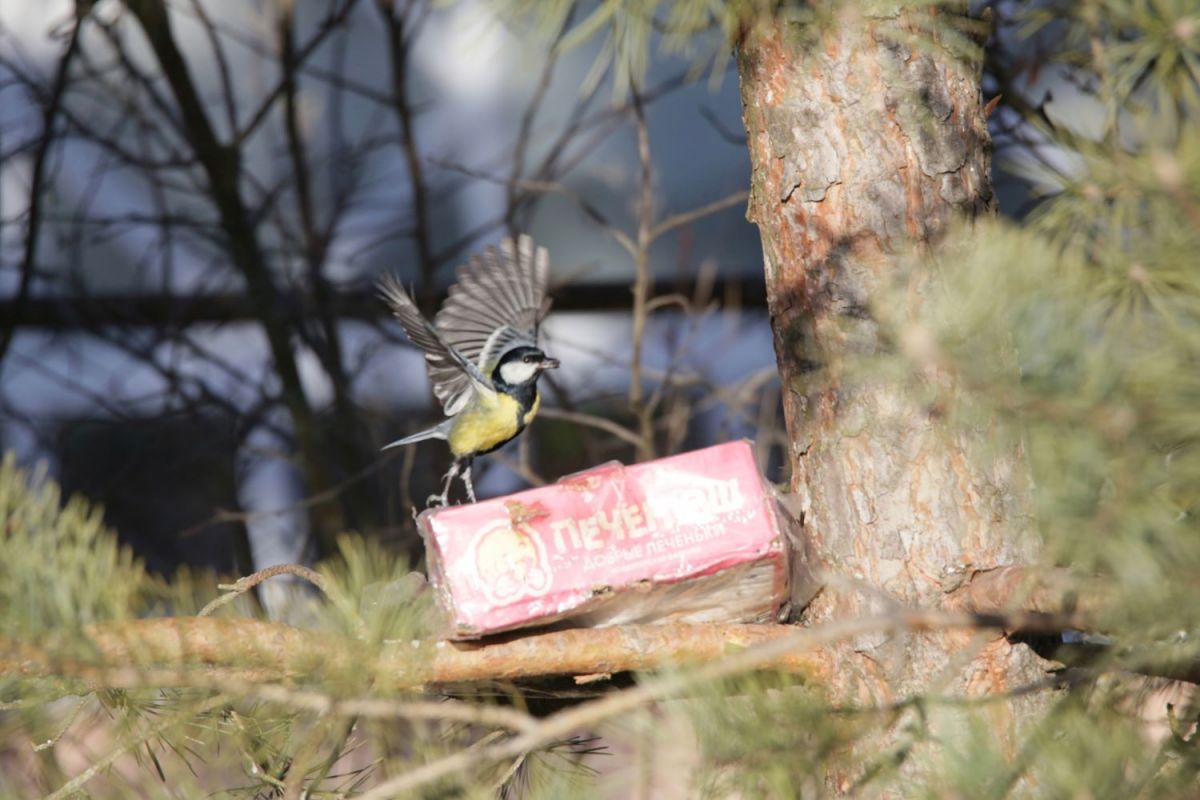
(540, 357, 560, 370)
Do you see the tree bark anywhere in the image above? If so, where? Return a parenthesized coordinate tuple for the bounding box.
(737, 7, 1050, 787)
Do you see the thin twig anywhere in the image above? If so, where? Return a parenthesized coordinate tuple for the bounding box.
(281, 705, 334, 800)
(378, 0, 436, 291)
(41, 694, 228, 800)
(32, 696, 89, 752)
(649, 190, 749, 240)
(536, 407, 645, 448)
(8, 648, 538, 732)
(507, 6, 574, 231)
(232, 0, 360, 144)
(242, 685, 538, 733)
(628, 86, 656, 462)
(179, 455, 393, 540)
(292, 714, 359, 799)
(488, 451, 548, 488)
(0, 7, 85, 367)
(198, 563, 328, 617)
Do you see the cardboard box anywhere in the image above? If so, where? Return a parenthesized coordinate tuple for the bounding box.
(418, 441, 791, 639)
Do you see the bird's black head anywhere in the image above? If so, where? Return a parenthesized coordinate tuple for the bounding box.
(493, 345, 559, 391)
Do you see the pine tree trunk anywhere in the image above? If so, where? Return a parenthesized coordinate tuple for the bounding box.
(737, 8, 1051, 788)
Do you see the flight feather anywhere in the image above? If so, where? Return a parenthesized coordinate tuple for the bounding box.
(376, 274, 492, 412)
(377, 234, 551, 417)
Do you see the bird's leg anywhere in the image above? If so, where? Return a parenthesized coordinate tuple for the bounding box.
(461, 458, 476, 503)
(427, 460, 461, 508)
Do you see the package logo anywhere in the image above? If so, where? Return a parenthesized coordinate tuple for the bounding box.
(646, 475, 744, 525)
(468, 520, 553, 606)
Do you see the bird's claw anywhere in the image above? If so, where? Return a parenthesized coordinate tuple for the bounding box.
(462, 464, 476, 504)
(420, 460, 473, 510)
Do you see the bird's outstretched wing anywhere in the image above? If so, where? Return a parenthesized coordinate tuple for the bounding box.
(377, 274, 493, 415)
(435, 235, 551, 390)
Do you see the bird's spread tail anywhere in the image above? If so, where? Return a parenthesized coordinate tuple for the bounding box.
(381, 421, 450, 451)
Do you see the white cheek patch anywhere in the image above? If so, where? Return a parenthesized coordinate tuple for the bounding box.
(499, 361, 539, 385)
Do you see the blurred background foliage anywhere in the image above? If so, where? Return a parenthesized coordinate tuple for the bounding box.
(2, 0, 1200, 797)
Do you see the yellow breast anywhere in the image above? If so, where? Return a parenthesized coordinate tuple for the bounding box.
(447, 391, 525, 458)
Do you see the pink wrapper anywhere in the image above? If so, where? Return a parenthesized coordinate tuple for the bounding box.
(418, 440, 791, 639)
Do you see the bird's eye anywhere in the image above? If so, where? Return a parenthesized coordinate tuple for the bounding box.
(523, 355, 536, 363)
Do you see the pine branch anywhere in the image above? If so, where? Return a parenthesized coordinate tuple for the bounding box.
(354, 609, 1076, 799)
(952, 565, 1106, 628)
(2, 603, 1104, 697)
(42, 694, 230, 800)
(1, 618, 832, 691)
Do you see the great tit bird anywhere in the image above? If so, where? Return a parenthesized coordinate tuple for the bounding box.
(378, 234, 557, 506)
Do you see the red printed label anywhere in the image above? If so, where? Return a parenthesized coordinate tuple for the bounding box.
(420, 441, 788, 637)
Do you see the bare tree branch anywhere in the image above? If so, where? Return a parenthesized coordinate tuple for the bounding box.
(0, 3, 86, 366)
(126, 0, 341, 541)
(377, 0, 436, 291)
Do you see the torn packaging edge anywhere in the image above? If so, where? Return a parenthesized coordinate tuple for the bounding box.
(417, 440, 800, 640)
